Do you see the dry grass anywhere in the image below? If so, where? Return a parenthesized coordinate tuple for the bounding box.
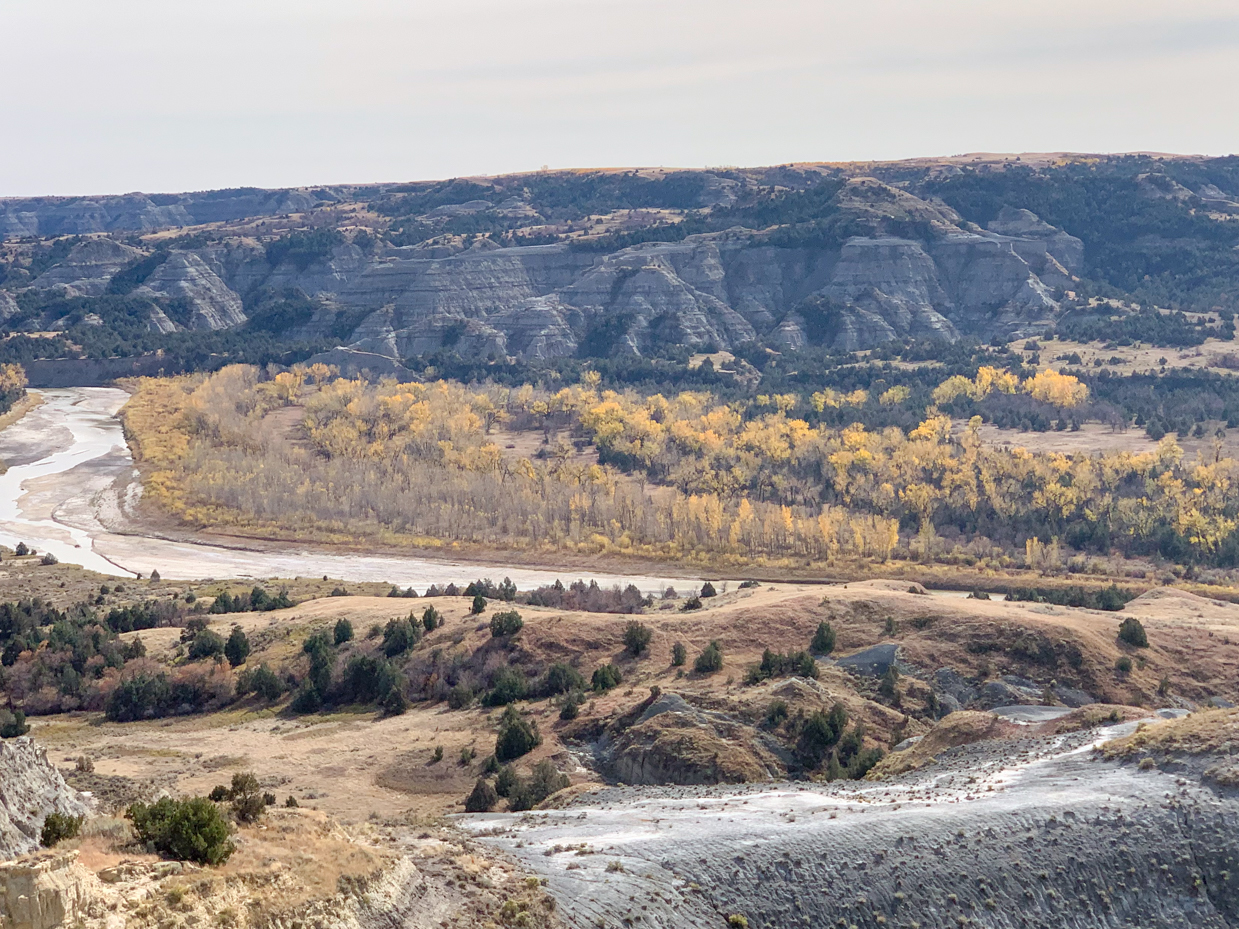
(27, 580, 1239, 820)
(1101, 707, 1239, 759)
(867, 712, 1020, 778)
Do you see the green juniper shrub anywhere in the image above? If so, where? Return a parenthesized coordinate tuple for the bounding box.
(591, 663, 622, 692)
(489, 610, 524, 637)
(40, 812, 83, 848)
(494, 764, 518, 798)
(333, 618, 354, 645)
(1118, 617, 1149, 648)
(382, 686, 409, 716)
(284, 796, 299, 808)
(421, 606, 442, 631)
(464, 777, 499, 813)
(471, 595, 487, 615)
(671, 641, 687, 667)
(877, 666, 900, 702)
(622, 620, 652, 657)
(382, 616, 420, 656)
(447, 683, 474, 709)
(745, 648, 817, 684)
(237, 663, 283, 701)
(128, 797, 234, 865)
(188, 629, 226, 661)
(738, 580, 760, 589)
(224, 626, 250, 667)
(694, 641, 723, 674)
(810, 621, 836, 655)
(229, 772, 265, 824)
(540, 662, 585, 696)
(559, 690, 584, 720)
(1115, 656, 1133, 674)
(0, 709, 30, 738)
(495, 705, 541, 762)
(765, 699, 789, 728)
(700, 581, 717, 598)
(680, 595, 703, 612)
(797, 702, 848, 767)
(484, 668, 528, 706)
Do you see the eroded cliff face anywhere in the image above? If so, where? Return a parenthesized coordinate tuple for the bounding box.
(3, 176, 1084, 355)
(0, 739, 90, 861)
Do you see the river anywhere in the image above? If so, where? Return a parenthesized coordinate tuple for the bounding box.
(0, 387, 692, 590)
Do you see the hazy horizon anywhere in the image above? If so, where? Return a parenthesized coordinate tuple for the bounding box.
(2, 0, 1238, 198)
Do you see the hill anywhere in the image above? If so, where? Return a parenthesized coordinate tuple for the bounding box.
(1, 154, 1237, 383)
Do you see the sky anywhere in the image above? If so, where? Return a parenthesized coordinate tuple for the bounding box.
(1, 0, 1238, 197)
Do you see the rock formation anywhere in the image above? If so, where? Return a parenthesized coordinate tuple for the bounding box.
(0, 739, 90, 861)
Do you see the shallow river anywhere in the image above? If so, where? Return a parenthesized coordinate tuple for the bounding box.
(0, 388, 691, 590)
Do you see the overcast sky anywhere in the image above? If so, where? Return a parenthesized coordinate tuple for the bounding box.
(2, 0, 1237, 196)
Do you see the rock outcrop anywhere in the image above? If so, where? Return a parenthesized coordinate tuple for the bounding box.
(0, 739, 90, 861)
(135, 252, 247, 330)
(30, 239, 143, 297)
(0, 851, 101, 929)
(1, 175, 1085, 356)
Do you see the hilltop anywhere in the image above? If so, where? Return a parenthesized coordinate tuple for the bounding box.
(0, 153, 1236, 384)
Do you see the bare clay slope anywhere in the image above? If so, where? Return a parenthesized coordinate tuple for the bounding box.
(466, 720, 1239, 929)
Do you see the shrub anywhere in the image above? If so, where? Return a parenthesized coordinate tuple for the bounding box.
(559, 691, 583, 720)
(591, 663, 622, 692)
(432, 745, 444, 763)
(284, 796, 299, 808)
(188, 629, 226, 661)
(471, 595, 487, 615)
(745, 649, 817, 684)
(765, 699, 789, 728)
(382, 617, 420, 656)
(509, 759, 569, 811)
(671, 642, 687, 667)
(541, 662, 585, 696)
(464, 778, 498, 813)
(494, 764, 518, 797)
(40, 553, 58, 566)
(622, 621, 652, 657)
(229, 773, 265, 824)
(447, 683, 474, 709)
(128, 797, 234, 865)
(290, 683, 322, 713)
(489, 610, 524, 637)
(680, 595, 702, 612)
(106, 673, 173, 722)
(1118, 617, 1149, 648)
(0, 709, 30, 738)
(40, 812, 82, 847)
(738, 580, 760, 589)
(224, 626, 250, 667)
(382, 687, 409, 716)
(339, 654, 401, 704)
(700, 581, 717, 598)
(485, 668, 528, 706)
(1115, 656, 1133, 674)
(797, 703, 848, 767)
(238, 663, 283, 701)
(877, 666, 900, 702)
(333, 618, 354, 645)
(810, 621, 836, 655)
(495, 705, 541, 762)
(694, 641, 723, 674)
(421, 606, 442, 631)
